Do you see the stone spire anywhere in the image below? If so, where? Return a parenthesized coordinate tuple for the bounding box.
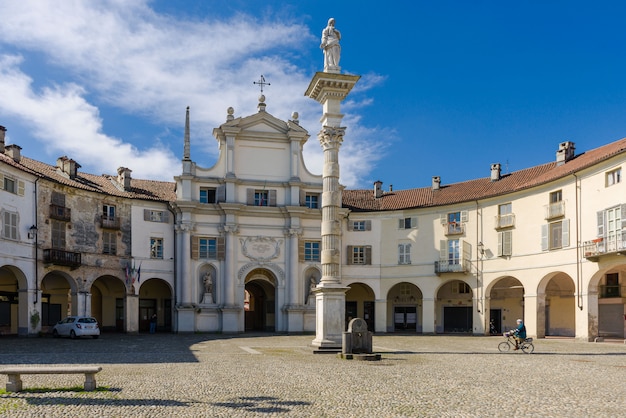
(183, 106, 190, 161)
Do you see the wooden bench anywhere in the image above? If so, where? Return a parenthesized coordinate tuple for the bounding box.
(0, 366, 102, 392)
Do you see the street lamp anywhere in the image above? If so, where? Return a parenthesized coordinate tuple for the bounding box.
(28, 225, 38, 239)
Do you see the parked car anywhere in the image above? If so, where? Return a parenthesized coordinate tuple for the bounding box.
(52, 316, 100, 339)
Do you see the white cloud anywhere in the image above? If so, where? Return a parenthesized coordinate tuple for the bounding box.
(0, 1, 388, 187)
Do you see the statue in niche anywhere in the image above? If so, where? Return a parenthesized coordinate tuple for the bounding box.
(305, 275, 318, 304)
(202, 271, 213, 304)
(320, 17, 341, 72)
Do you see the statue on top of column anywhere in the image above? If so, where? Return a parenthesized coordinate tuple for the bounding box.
(320, 18, 341, 73)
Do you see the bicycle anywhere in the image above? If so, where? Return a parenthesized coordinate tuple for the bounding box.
(498, 332, 534, 354)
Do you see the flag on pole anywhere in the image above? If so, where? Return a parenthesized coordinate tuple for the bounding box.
(136, 263, 141, 283)
(125, 263, 130, 285)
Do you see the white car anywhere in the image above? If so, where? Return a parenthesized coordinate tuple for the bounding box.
(52, 316, 100, 339)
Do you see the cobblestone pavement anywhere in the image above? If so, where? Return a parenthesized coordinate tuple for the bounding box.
(0, 333, 625, 417)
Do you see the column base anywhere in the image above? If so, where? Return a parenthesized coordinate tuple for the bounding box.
(311, 284, 348, 350)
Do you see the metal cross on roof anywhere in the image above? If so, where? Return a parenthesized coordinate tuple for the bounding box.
(253, 75, 271, 93)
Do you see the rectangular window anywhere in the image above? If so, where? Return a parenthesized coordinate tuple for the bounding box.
(448, 239, 460, 265)
(398, 217, 417, 229)
(150, 238, 163, 259)
(254, 190, 269, 206)
(458, 282, 471, 294)
(3, 177, 16, 194)
(102, 231, 117, 255)
(347, 245, 372, 265)
(51, 220, 66, 249)
(305, 194, 319, 209)
(606, 168, 622, 187)
(199, 187, 217, 204)
(398, 243, 411, 264)
(149, 211, 163, 222)
(441, 211, 467, 234)
(103, 204, 116, 220)
(550, 190, 562, 203)
(304, 241, 321, 261)
(199, 238, 217, 259)
(2, 211, 18, 240)
(498, 230, 512, 256)
(350, 220, 371, 231)
(542, 219, 570, 250)
(496, 203, 514, 228)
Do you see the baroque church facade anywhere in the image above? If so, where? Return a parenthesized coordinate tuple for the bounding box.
(1, 96, 626, 340)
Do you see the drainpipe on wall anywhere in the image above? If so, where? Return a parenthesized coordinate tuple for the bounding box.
(33, 177, 39, 305)
(475, 200, 483, 315)
(574, 173, 583, 311)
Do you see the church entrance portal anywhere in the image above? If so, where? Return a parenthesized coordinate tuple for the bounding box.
(244, 270, 276, 332)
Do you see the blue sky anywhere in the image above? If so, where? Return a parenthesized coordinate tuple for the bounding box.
(1, 1, 626, 190)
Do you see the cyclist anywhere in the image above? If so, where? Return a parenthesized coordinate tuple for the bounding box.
(512, 319, 526, 350)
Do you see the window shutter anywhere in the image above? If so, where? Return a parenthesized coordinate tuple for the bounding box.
(398, 219, 404, 229)
(440, 240, 447, 260)
(398, 244, 403, 263)
(144, 209, 150, 221)
(347, 245, 354, 265)
(405, 243, 412, 264)
(269, 190, 277, 206)
(300, 190, 306, 206)
(0, 173, 3, 190)
(247, 188, 254, 205)
(365, 246, 372, 265)
(350, 221, 357, 231)
(562, 219, 570, 247)
(461, 211, 468, 223)
(17, 181, 25, 196)
(541, 224, 548, 251)
(298, 239, 305, 262)
(462, 240, 471, 263)
(217, 237, 225, 260)
(440, 214, 447, 225)
(411, 217, 418, 228)
(597, 210, 605, 237)
(621, 204, 626, 229)
(191, 236, 199, 259)
(365, 220, 371, 231)
(162, 211, 170, 223)
(216, 185, 226, 203)
(497, 232, 503, 257)
(503, 231, 512, 256)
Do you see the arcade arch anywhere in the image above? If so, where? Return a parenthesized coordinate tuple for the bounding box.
(590, 263, 626, 338)
(40, 271, 76, 331)
(487, 276, 524, 335)
(139, 278, 173, 333)
(0, 265, 27, 335)
(387, 282, 422, 333)
(436, 279, 473, 333)
(91, 275, 126, 332)
(538, 272, 575, 337)
(345, 282, 375, 331)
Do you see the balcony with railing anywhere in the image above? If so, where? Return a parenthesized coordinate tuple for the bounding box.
(49, 204, 71, 221)
(43, 248, 81, 268)
(435, 258, 471, 275)
(495, 213, 515, 229)
(598, 284, 623, 298)
(583, 232, 626, 261)
(100, 215, 121, 229)
(444, 222, 465, 236)
(544, 201, 565, 219)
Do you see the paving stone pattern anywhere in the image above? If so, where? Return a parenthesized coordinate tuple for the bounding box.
(0, 334, 625, 417)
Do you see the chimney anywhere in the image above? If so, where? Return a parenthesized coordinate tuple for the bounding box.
(490, 163, 501, 181)
(556, 141, 575, 166)
(374, 180, 383, 198)
(5, 144, 21, 162)
(56, 156, 80, 179)
(432, 176, 441, 191)
(0, 125, 6, 153)
(389, 184, 393, 192)
(117, 167, 132, 191)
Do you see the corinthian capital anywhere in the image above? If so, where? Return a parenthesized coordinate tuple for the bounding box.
(318, 126, 345, 149)
(219, 224, 239, 235)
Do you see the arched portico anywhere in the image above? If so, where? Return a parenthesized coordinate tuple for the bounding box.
(537, 272, 575, 337)
(244, 268, 277, 332)
(91, 275, 126, 332)
(486, 276, 524, 334)
(387, 282, 423, 333)
(0, 265, 28, 335)
(40, 271, 77, 332)
(345, 282, 375, 332)
(139, 278, 173, 333)
(589, 263, 626, 339)
(436, 279, 473, 333)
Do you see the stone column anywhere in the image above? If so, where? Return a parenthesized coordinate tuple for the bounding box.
(306, 72, 359, 349)
(177, 223, 195, 332)
(422, 297, 436, 334)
